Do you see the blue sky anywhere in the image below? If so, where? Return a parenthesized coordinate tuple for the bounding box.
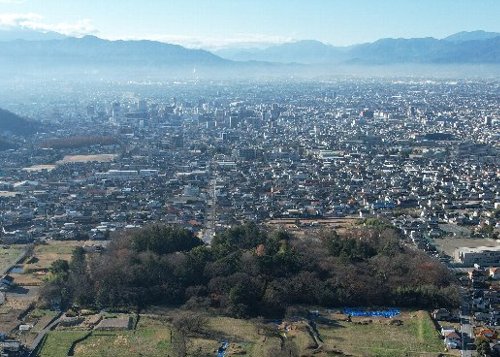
(0, 0, 499, 48)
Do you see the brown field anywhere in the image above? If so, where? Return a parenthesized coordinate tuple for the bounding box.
(22, 165, 57, 172)
(265, 217, 360, 237)
(0, 191, 20, 197)
(434, 236, 500, 258)
(57, 154, 117, 164)
(12, 241, 85, 286)
(3, 286, 40, 311)
(0, 305, 23, 334)
(29, 241, 85, 270)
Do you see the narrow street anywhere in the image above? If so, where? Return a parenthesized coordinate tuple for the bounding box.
(202, 177, 217, 245)
(459, 287, 473, 357)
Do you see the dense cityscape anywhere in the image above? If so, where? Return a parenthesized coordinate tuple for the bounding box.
(0, 78, 499, 356)
(1, 80, 499, 246)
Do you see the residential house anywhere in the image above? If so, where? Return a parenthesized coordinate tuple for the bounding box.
(432, 308, 452, 321)
(489, 267, 500, 280)
(443, 331, 461, 349)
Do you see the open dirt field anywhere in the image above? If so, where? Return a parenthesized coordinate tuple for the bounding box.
(434, 236, 500, 258)
(265, 217, 361, 237)
(56, 154, 117, 164)
(22, 165, 57, 172)
(10, 241, 85, 286)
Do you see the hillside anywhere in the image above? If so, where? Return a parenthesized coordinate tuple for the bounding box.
(0, 108, 42, 136)
(39, 223, 459, 317)
(0, 137, 17, 151)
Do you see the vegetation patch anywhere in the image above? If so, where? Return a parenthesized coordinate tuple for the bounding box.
(39, 224, 459, 317)
(41, 136, 119, 149)
(38, 331, 89, 357)
(318, 310, 445, 356)
(0, 245, 25, 272)
(73, 317, 172, 357)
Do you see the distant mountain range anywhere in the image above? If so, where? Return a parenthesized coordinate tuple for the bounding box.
(215, 31, 500, 64)
(444, 30, 500, 43)
(0, 27, 66, 42)
(215, 40, 345, 64)
(0, 30, 498, 79)
(0, 35, 226, 68)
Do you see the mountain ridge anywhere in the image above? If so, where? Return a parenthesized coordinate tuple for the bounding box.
(0, 35, 227, 67)
(215, 31, 500, 64)
(0, 27, 67, 42)
(0, 30, 498, 79)
(444, 30, 500, 43)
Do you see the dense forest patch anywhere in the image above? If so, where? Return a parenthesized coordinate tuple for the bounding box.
(40, 223, 459, 318)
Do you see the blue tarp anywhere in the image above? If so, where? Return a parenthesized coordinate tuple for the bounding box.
(217, 341, 229, 357)
(343, 308, 400, 318)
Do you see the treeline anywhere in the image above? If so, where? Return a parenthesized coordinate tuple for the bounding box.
(41, 135, 119, 149)
(40, 224, 459, 317)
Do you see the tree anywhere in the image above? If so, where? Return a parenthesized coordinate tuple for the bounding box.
(40, 259, 72, 309)
(69, 247, 94, 306)
(49, 259, 69, 275)
(476, 337, 492, 357)
(172, 312, 208, 335)
(131, 225, 203, 255)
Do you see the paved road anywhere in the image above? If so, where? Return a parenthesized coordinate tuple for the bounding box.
(459, 287, 473, 357)
(202, 177, 217, 244)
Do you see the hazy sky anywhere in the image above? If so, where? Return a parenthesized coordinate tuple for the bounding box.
(0, 0, 499, 48)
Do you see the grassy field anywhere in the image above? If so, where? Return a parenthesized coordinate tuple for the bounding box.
(199, 312, 447, 357)
(73, 317, 172, 357)
(13, 241, 85, 286)
(318, 310, 448, 357)
(0, 244, 25, 273)
(36, 310, 452, 357)
(192, 316, 263, 355)
(30, 241, 85, 270)
(38, 331, 89, 357)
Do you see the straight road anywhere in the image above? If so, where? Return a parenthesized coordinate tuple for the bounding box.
(459, 287, 473, 357)
(202, 177, 217, 244)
